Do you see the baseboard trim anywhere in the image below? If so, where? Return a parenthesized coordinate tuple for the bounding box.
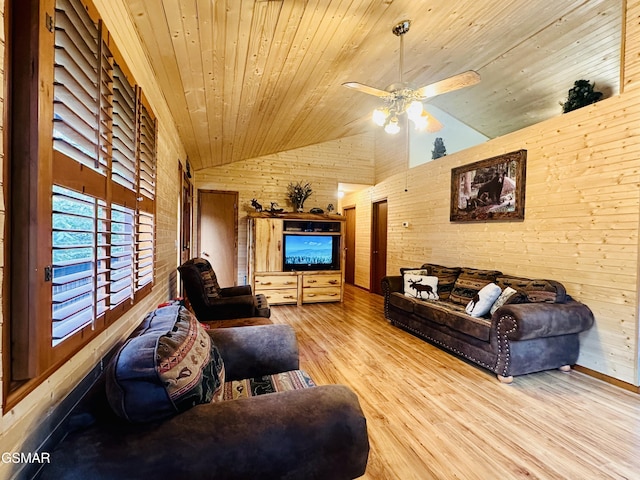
(573, 365, 639, 393)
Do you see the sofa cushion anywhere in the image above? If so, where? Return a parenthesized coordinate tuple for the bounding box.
(403, 273, 439, 300)
(223, 370, 316, 400)
(449, 267, 502, 305)
(496, 275, 531, 291)
(524, 279, 567, 303)
(106, 305, 225, 423)
(413, 300, 491, 341)
(389, 292, 416, 313)
(465, 283, 502, 317)
(400, 267, 429, 277)
(497, 275, 567, 303)
(424, 264, 461, 300)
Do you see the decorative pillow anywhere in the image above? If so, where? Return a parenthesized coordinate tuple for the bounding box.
(191, 258, 222, 300)
(449, 267, 502, 305)
(403, 274, 439, 300)
(426, 264, 461, 300)
(490, 286, 518, 314)
(106, 305, 224, 423)
(465, 283, 502, 317)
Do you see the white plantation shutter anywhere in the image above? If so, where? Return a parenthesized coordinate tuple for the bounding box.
(53, 0, 103, 171)
(112, 63, 137, 190)
(48, 0, 157, 348)
(51, 186, 101, 344)
(138, 101, 157, 199)
(110, 204, 135, 306)
(135, 210, 155, 291)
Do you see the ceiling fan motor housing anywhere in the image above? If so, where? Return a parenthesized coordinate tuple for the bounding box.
(392, 20, 411, 36)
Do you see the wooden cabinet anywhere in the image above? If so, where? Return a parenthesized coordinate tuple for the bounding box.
(248, 213, 345, 306)
(253, 218, 283, 272)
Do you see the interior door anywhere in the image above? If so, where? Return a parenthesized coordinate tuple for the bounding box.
(370, 200, 388, 295)
(344, 207, 356, 285)
(197, 190, 238, 286)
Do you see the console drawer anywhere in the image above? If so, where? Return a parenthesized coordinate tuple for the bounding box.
(255, 274, 298, 289)
(302, 274, 341, 288)
(302, 286, 342, 303)
(260, 288, 298, 305)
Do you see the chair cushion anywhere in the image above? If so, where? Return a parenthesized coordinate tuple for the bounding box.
(106, 305, 224, 423)
(190, 258, 222, 299)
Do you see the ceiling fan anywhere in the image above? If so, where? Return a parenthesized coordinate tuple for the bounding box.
(343, 20, 480, 134)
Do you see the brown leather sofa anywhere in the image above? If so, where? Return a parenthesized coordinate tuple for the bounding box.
(382, 264, 594, 383)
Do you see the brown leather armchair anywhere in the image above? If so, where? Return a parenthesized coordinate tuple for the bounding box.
(178, 257, 270, 321)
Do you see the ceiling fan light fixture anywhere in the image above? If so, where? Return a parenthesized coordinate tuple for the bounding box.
(411, 116, 428, 131)
(406, 100, 424, 121)
(372, 107, 388, 126)
(384, 117, 400, 134)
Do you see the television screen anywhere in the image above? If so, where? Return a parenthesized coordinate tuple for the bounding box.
(283, 234, 339, 271)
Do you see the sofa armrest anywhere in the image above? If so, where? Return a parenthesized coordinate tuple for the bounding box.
(494, 300, 594, 341)
(40, 385, 369, 480)
(220, 285, 253, 297)
(208, 325, 299, 380)
(381, 275, 403, 294)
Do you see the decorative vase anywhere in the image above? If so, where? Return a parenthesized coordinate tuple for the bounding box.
(296, 201, 305, 212)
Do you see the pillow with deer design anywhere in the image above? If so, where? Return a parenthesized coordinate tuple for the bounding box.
(465, 282, 502, 317)
(403, 274, 439, 301)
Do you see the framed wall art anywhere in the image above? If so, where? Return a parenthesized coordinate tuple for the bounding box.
(450, 149, 526, 222)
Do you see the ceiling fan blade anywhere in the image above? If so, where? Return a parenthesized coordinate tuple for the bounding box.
(414, 70, 480, 99)
(425, 112, 443, 133)
(342, 82, 390, 98)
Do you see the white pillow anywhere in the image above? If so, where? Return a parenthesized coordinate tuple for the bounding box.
(465, 283, 502, 317)
(490, 286, 518, 315)
(403, 274, 439, 300)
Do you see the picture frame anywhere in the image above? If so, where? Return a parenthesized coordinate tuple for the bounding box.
(450, 149, 526, 222)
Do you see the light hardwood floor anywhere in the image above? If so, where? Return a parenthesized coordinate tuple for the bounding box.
(269, 284, 640, 480)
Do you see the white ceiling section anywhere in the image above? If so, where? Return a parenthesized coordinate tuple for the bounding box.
(124, 0, 621, 170)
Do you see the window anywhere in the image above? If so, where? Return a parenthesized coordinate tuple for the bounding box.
(7, 0, 157, 395)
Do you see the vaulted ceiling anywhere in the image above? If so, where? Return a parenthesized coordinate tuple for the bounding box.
(123, 0, 621, 171)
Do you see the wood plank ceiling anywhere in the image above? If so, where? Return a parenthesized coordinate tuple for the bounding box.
(123, 0, 621, 171)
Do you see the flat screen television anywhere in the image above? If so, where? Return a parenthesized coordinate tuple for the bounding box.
(282, 234, 340, 271)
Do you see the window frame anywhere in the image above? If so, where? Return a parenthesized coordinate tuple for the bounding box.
(5, 0, 157, 408)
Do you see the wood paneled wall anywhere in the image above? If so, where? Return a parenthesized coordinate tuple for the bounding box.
(347, 2, 640, 385)
(0, 1, 186, 477)
(195, 133, 375, 284)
